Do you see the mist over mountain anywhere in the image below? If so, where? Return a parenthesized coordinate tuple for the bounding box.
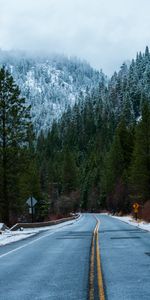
(0, 50, 104, 134)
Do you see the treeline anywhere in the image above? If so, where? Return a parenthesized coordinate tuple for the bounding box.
(37, 47, 150, 214)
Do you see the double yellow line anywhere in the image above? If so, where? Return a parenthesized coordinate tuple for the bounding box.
(89, 216, 105, 300)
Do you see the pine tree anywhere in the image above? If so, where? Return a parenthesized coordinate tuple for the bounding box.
(62, 148, 78, 193)
(0, 67, 31, 224)
(130, 101, 150, 202)
(102, 119, 133, 212)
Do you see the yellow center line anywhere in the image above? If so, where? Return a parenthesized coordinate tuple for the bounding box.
(89, 215, 105, 300)
(95, 218, 105, 300)
(89, 232, 95, 300)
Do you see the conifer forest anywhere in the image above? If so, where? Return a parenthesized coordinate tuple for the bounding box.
(1, 47, 150, 224)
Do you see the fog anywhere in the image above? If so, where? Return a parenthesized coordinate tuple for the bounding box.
(0, 0, 150, 74)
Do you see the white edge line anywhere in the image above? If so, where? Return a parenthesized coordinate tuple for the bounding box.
(0, 216, 83, 259)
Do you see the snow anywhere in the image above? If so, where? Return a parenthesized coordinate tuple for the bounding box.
(136, 115, 142, 123)
(0, 51, 102, 134)
(0, 223, 4, 230)
(0, 231, 35, 246)
(26, 71, 35, 88)
(111, 215, 150, 232)
(0, 218, 80, 246)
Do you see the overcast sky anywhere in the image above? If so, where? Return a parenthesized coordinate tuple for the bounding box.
(0, 0, 150, 75)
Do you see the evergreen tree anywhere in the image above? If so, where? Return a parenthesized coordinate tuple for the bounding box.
(102, 120, 133, 212)
(0, 67, 31, 224)
(62, 148, 78, 193)
(130, 101, 150, 202)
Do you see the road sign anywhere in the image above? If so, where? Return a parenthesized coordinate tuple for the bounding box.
(133, 203, 140, 220)
(133, 203, 139, 210)
(26, 197, 37, 223)
(26, 197, 37, 207)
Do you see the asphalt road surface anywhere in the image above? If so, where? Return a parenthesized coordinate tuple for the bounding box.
(0, 214, 150, 300)
(0, 214, 96, 300)
(96, 214, 150, 300)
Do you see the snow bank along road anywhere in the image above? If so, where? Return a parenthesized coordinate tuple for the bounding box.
(0, 214, 149, 299)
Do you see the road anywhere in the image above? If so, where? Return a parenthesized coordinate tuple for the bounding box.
(96, 214, 150, 300)
(0, 214, 96, 300)
(0, 214, 150, 300)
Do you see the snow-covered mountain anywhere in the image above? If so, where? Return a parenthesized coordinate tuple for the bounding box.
(0, 50, 104, 133)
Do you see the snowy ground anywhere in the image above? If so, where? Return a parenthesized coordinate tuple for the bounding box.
(110, 214, 150, 232)
(0, 217, 80, 246)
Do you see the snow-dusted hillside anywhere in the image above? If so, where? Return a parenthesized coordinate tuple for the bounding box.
(0, 50, 103, 133)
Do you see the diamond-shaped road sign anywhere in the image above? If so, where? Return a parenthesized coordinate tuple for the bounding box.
(26, 197, 37, 207)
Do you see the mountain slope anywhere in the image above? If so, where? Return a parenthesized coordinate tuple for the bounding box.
(0, 50, 104, 133)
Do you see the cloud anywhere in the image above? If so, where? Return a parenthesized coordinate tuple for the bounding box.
(0, 0, 150, 74)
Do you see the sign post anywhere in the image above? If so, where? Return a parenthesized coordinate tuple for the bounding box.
(26, 196, 37, 222)
(133, 202, 140, 220)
